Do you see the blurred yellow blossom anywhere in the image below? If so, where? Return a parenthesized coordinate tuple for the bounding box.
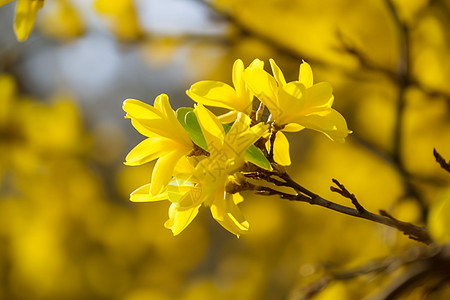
(428, 188, 450, 244)
(0, 0, 45, 41)
(38, 0, 84, 40)
(94, 0, 142, 41)
(0, 74, 16, 128)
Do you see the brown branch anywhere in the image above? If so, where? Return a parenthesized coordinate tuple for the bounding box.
(330, 179, 367, 213)
(241, 166, 432, 245)
(433, 148, 450, 173)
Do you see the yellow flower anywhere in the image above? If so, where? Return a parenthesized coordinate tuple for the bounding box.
(186, 59, 264, 123)
(123, 94, 193, 196)
(0, 0, 45, 41)
(245, 58, 351, 165)
(130, 105, 268, 237)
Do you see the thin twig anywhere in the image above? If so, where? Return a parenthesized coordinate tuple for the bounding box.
(330, 179, 367, 213)
(433, 148, 450, 173)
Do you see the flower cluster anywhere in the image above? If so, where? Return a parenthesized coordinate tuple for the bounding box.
(124, 59, 351, 237)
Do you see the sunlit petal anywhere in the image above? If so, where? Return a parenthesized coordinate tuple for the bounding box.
(218, 110, 239, 123)
(244, 66, 279, 118)
(187, 81, 238, 110)
(232, 59, 246, 99)
(276, 82, 307, 124)
(130, 184, 169, 202)
(225, 113, 268, 156)
(150, 150, 187, 196)
(194, 104, 225, 151)
(124, 137, 174, 166)
(273, 131, 291, 166)
(299, 60, 314, 88)
(294, 109, 351, 142)
(269, 58, 287, 87)
(210, 192, 249, 237)
(283, 123, 305, 132)
(123, 98, 162, 120)
(305, 82, 334, 109)
(164, 203, 201, 236)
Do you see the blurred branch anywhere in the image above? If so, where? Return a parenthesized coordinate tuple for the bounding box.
(241, 166, 432, 245)
(335, 30, 397, 82)
(291, 245, 449, 300)
(434, 148, 450, 173)
(192, 0, 314, 63)
(367, 246, 450, 300)
(384, 0, 409, 163)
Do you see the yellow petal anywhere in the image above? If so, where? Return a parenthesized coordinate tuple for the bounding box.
(187, 80, 240, 111)
(154, 94, 192, 144)
(232, 59, 246, 98)
(218, 110, 239, 123)
(226, 113, 268, 155)
(124, 97, 191, 144)
(269, 131, 291, 166)
(269, 58, 287, 87)
(283, 123, 305, 132)
(150, 150, 186, 196)
(294, 109, 351, 142)
(248, 58, 264, 69)
(277, 82, 306, 124)
(210, 192, 249, 237)
(128, 117, 165, 139)
(305, 82, 334, 110)
(299, 60, 313, 88)
(168, 178, 200, 205)
(14, 0, 44, 41)
(173, 156, 195, 175)
(154, 94, 177, 124)
(130, 184, 168, 202)
(244, 66, 279, 117)
(194, 104, 225, 152)
(232, 191, 244, 204)
(124, 137, 174, 166)
(164, 202, 201, 236)
(123, 98, 162, 120)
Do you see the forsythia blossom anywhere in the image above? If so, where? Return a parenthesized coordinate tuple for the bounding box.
(124, 58, 351, 236)
(123, 94, 194, 196)
(245, 58, 351, 165)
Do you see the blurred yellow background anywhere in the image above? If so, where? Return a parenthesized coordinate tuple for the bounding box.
(0, 0, 450, 299)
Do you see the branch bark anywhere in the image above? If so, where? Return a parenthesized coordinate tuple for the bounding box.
(241, 167, 432, 245)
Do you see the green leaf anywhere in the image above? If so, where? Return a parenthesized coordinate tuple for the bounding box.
(176, 107, 271, 170)
(245, 145, 272, 170)
(176, 107, 208, 151)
